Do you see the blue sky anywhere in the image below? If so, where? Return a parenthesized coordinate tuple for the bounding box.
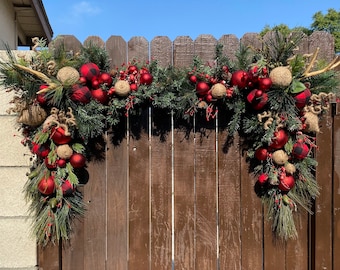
(43, 0, 339, 43)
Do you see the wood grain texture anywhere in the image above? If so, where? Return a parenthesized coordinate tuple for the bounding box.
(128, 36, 149, 64)
(334, 103, 340, 270)
(37, 243, 61, 270)
(106, 35, 127, 69)
(150, 36, 172, 67)
(83, 36, 105, 48)
(194, 35, 217, 66)
(173, 36, 194, 68)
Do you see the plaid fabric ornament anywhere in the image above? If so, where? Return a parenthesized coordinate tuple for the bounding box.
(292, 141, 309, 159)
(71, 84, 92, 104)
(79, 62, 100, 81)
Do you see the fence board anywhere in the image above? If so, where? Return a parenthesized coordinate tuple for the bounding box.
(314, 110, 333, 270)
(128, 37, 149, 64)
(83, 36, 105, 48)
(218, 34, 239, 62)
(173, 36, 194, 68)
(128, 111, 150, 269)
(195, 116, 218, 269)
(106, 35, 128, 69)
(106, 124, 129, 270)
(37, 244, 60, 270)
(194, 35, 217, 66)
(150, 36, 172, 67)
(334, 104, 340, 270)
(174, 122, 196, 269)
(150, 109, 172, 269)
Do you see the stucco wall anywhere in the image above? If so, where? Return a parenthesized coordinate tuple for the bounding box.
(0, 51, 37, 269)
(0, 1, 17, 49)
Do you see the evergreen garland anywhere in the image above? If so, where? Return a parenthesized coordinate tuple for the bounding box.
(0, 32, 339, 245)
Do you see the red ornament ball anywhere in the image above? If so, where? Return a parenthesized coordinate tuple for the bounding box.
(61, 180, 75, 196)
(294, 88, 311, 109)
(70, 153, 86, 168)
(255, 147, 268, 161)
(258, 173, 269, 185)
(292, 141, 309, 159)
(99, 72, 113, 86)
(247, 89, 268, 110)
(189, 75, 197, 84)
(38, 176, 55, 195)
(196, 81, 210, 96)
(71, 84, 92, 104)
(258, 77, 272, 91)
(31, 142, 50, 158)
(50, 127, 72, 145)
(230, 70, 249, 89)
(278, 175, 295, 192)
(79, 62, 100, 82)
(140, 72, 153, 85)
(45, 157, 57, 170)
(56, 159, 67, 168)
(269, 129, 289, 149)
(130, 83, 138, 92)
(91, 88, 109, 104)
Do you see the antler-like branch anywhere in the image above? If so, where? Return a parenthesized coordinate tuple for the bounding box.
(302, 47, 340, 78)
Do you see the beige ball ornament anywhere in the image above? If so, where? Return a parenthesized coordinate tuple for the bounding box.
(269, 66, 292, 88)
(56, 144, 74, 160)
(211, 83, 226, 99)
(284, 162, 296, 174)
(272, 149, 289, 165)
(114, 80, 131, 97)
(57, 66, 80, 85)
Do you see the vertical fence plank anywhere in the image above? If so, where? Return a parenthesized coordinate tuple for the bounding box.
(194, 35, 217, 66)
(83, 36, 105, 48)
(314, 110, 333, 270)
(128, 111, 150, 269)
(106, 122, 128, 270)
(49, 35, 82, 55)
(195, 117, 217, 269)
(83, 144, 107, 270)
(240, 33, 262, 51)
(62, 186, 85, 270)
(334, 103, 340, 270)
(173, 36, 194, 68)
(218, 35, 239, 62)
(150, 109, 172, 269)
(37, 244, 61, 270)
(151, 36, 173, 67)
(128, 37, 149, 63)
(106, 36, 127, 69)
(240, 143, 263, 269)
(174, 122, 195, 269)
(218, 130, 242, 270)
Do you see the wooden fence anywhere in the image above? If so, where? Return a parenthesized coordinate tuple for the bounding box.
(37, 32, 340, 270)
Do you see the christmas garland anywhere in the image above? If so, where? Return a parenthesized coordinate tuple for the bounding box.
(1, 33, 339, 246)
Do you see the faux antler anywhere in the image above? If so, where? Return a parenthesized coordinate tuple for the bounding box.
(302, 47, 340, 78)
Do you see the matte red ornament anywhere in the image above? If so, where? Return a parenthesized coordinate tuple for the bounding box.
(50, 127, 72, 145)
(70, 153, 86, 168)
(91, 88, 109, 104)
(292, 141, 309, 159)
(140, 72, 153, 85)
(38, 176, 55, 195)
(255, 147, 268, 161)
(79, 62, 100, 82)
(230, 70, 249, 89)
(278, 175, 295, 192)
(269, 129, 289, 149)
(61, 180, 75, 196)
(196, 81, 210, 96)
(71, 84, 92, 104)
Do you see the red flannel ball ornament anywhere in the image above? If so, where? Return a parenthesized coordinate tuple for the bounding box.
(292, 140, 310, 159)
(71, 84, 92, 104)
(79, 62, 100, 82)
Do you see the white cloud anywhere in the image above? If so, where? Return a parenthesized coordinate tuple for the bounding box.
(71, 1, 102, 17)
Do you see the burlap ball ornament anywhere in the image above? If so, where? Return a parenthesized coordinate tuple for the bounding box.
(211, 83, 226, 99)
(56, 144, 73, 159)
(269, 66, 292, 87)
(18, 104, 47, 127)
(303, 112, 320, 133)
(284, 162, 296, 174)
(57, 66, 80, 85)
(272, 149, 289, 165)
(114, 80, 130, 97)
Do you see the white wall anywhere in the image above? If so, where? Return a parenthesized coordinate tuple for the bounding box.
(0, 1, 17, 49)
(0, 51, 37, 269)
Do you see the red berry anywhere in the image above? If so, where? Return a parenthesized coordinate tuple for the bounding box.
(258, 173, 268, 185)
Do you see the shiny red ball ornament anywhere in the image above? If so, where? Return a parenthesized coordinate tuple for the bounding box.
(91, 88, 109, 104)
(196, 81, 210, 96)
(99, 72, 113, 86)
(61, 180, 75, 196)
(189, 75, 197, 84)
(255, 147, 268, 161)
(258, 173, 269, 185)
(292, 140, 309, 159)
(258, 77, 272, 91)
(91, 77, 100, 89)
(56, 159, 67, 168)
(79, 62, 100, 82)
(130, 83, 138, 92)
(278, 175, 295, 192)
(128, 65, 138, 74)
(140, 72, 153, 85)
(70, 153, 86, 168)
(294, 88, 311, 109)
(71, 84, 92, 104)
(31, 142, 50, 158)
(269, 129, 289, 149)
(50, 127, 72, 145)
(247, 89, 268, 110)
(38, 176, 56, 195)
(230, 70, 249, 89)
